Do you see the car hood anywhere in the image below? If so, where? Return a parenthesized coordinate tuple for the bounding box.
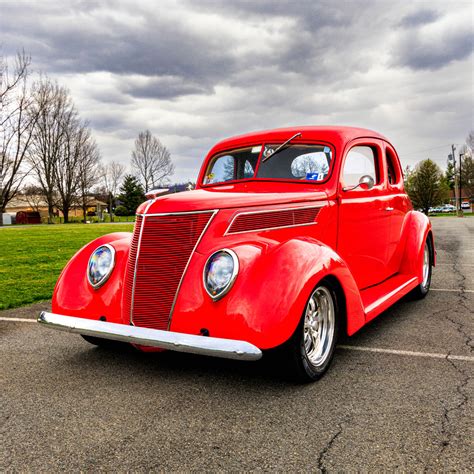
(141, 183, 328, 214)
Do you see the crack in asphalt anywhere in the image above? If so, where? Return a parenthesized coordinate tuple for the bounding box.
(434, 228, 472, 462)
(316, 418, 347, 473)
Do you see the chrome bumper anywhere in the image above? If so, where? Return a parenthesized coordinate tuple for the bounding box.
(37, 312, 262, 361)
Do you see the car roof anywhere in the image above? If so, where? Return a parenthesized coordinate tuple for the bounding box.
(212, 125, 390, 151)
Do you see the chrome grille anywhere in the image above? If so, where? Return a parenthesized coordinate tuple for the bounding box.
(124, 211, 215, 330)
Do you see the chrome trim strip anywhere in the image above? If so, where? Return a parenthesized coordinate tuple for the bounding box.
(137, 210, 219, 217)
(203, 248, 239, 301)
(167, 209, 219, 329)
(38, 312, 262, 361)
(365, 276, 418, 314)
(224, 203, 326, 236)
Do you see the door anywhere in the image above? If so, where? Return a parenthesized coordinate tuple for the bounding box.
(384, 142, 410, 275)
(337, 140, 393, 289)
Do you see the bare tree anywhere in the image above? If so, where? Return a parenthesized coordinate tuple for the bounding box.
(101, 161, 125, 221)
(0, 50, 30, 103)
(21, 184, 45, 213)
(77, 133, 101, 222)
(28, 79, 73, 222)
(466, 130, 474, 151)
(131, 130, 174, 192)
(0, 51, 38, 217)
(55, 113, 89, 223)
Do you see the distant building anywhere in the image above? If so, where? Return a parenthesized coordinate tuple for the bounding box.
(5, 195, 107, 220)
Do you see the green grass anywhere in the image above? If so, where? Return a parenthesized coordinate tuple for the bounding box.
(0, 223, 133, 310)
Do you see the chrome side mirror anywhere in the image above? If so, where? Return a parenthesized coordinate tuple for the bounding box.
(343, 175, 375, 192)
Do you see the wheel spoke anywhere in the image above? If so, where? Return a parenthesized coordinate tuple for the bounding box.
(303, 286, 336, 368)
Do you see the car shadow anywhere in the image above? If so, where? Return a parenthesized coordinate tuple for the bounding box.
(65, 293, 424, 387)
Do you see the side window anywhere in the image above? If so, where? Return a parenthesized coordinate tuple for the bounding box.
(342, 146, 378, 188)
(385, 148, 399, 185)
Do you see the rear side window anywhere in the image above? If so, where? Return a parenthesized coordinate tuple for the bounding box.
(385, 148, 400, 185)
(342, 146, 378, 187)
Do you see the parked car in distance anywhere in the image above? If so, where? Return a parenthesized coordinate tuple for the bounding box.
(38, 126, 435, 382)
(441, 204, 456, 212)
(461, 201, 471, 210)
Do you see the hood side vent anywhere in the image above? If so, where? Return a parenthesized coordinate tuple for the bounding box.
(227, 206, 321, 235)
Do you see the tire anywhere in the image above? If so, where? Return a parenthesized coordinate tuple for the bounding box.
(81, 334, 122, 348)
(279, 281, 340, 383)
(410, 238, 432, 300)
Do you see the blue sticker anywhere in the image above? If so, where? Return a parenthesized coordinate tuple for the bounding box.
(306, 172, 325, 181)
(324, 146, 330, 153)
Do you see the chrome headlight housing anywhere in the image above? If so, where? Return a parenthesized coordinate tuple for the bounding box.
(203, 249, 239, 300)
(87, 244, 116, 289)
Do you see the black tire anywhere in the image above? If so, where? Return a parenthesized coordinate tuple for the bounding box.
(278, 280, 340, 383)
(81, 334, 123, 348)
(410, 238, 432, 300)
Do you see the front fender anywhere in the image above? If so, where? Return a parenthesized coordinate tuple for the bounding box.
(170, 237, 365, 349)
(52, 232, 132, 324)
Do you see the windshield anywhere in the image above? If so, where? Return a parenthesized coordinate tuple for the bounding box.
(203, 143, 332, 185)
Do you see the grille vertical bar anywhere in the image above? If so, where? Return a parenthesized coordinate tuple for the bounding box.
(125, 211, 214, 330)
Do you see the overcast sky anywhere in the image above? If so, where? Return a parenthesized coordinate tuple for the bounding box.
(1, 0, 473, 181)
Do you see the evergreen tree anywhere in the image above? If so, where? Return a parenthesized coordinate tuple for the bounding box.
(445, 157, 456, 191)
(405, 159, 450, 215)
(118, 175, 145, 215)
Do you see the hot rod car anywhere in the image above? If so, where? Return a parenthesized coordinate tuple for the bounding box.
(39, 126, 434, 382)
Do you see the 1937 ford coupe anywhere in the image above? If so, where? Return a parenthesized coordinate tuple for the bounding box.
(39, 126, 435, 382)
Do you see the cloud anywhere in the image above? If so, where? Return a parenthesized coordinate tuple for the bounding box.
(399, 9, 440, 28)
(1, 0, 472, 180)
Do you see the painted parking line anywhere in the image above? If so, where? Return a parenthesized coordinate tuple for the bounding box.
(1, 317, 472, 363)
(338, 345, 474, 363)
(0, 317, 37, 323)
(431, 288, 474, 293)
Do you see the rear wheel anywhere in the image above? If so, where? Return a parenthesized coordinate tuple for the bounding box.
(410, 239, 432, 299)
(280, 282, 340, 383)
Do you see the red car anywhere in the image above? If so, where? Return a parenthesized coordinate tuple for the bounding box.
(39, 126, 434, 382)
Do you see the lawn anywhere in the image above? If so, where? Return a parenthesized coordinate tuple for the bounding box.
(0, 223, 133, 310)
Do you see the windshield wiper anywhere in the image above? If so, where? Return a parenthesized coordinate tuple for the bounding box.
(261, 132, 302, 163)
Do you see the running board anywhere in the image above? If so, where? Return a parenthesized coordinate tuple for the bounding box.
(361, 274, 419, 322)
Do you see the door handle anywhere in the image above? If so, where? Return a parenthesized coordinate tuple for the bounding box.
(385, 207, 394, 211)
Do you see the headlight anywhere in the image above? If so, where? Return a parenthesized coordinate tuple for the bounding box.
(87, 244, 115, 289)
(203, 249, 239, 300)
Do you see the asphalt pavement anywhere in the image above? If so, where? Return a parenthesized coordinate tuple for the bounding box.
(1, 217, 472, 471)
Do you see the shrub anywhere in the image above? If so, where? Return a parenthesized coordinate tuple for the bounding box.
(114, 205, 129, 217)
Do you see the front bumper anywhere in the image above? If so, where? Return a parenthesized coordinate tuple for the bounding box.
(38, 312, 262, 361)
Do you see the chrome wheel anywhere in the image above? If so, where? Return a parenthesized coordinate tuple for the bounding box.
(421, 242, 430, 289)
(303, 286, 335, 368)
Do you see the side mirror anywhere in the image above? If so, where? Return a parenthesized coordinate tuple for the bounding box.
(343, 175, 375, 192)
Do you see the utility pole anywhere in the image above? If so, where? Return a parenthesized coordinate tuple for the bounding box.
(451, 144, 460, 213)
(459, 152, 464, 217)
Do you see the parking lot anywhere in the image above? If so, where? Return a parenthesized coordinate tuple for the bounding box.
(1, 217, 472, 471)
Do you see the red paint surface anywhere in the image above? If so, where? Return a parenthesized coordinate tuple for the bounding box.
(53, 126, 433, 350)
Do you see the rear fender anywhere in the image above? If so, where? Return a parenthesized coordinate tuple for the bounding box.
(399, 211, 435, 281)
(52, 232, 132, 324)
(171, 237, 365, 349)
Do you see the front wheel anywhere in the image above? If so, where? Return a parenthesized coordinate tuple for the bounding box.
(410, 239, 432, 299)
(81, 334, 123, 349)
(280, 282, 340, 383)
